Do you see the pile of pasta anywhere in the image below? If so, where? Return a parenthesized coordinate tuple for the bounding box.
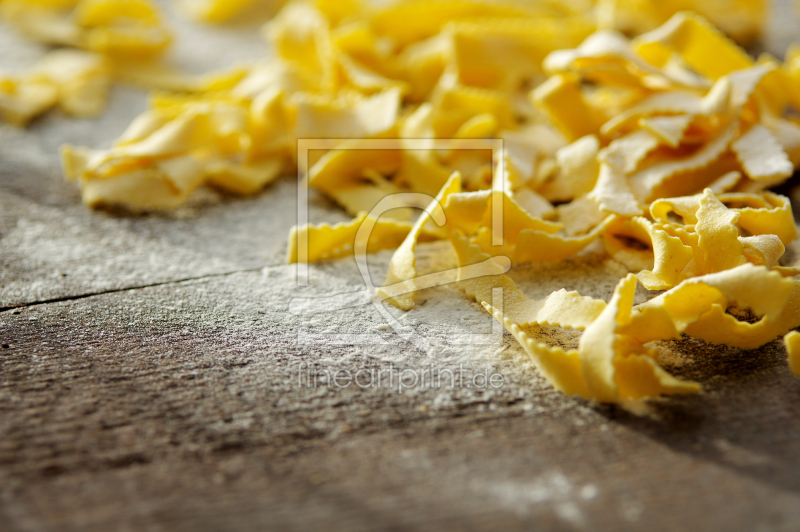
(0, 0, 173, 124)
(9, 0, 800, 406)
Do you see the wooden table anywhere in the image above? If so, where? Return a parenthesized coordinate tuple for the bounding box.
(3, 2, 800, 530)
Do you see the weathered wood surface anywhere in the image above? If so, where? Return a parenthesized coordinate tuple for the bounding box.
(4, 2, 800, 531)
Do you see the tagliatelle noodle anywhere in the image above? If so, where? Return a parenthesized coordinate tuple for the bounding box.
(538, 135, 599, 202)
(633, 11, 754, 80)
(589, 149, 643, 217)
(578, 274, 701, 403)
(599, 91, 708, 138)
(596, 0, 766, 45)
(378, 173, 461, 310)
(542, 29, 710, 91)
(500, 132, 538, 178)
(639, 114, 693, 148)
(555, 195, 606, 236)
(695, 189, 747, 273)
(292, 88, 402, 140)
(0, 49, 111, 125)
(512, 189, 555, 220)
(0, 0, 172, 123)
(0, 76, 57, 126)
(731, 124, 794, 181)
(308, 142, 401, 194)
(514, 217, 611, 265)
(650, 191, 799, 245)
(368, 0, 570, 49)
(288, 212, 441, 264)
(460, 242, 700, 404)
(628, 122, 738, 201)
(740, 235, 784, 268)
(727, 193, 799, 245)
(621, 263, 796, 341)
(706, 171, 741, 193)
(177, 0, 260, 23)
(531, 74, 605, 142)
(450, 234, 606, 330)
(482, 301, 591, 398)
(78, 156, 207, 209)
(605, 131, 661, 174)
(1, 0, 171, 56)
(471, 191, 563, 258)
(449, 16, 593, 92)
(59, 95, 288, 208)
(784, 331, 800, 377)
(602, 216, 694, 290)
(604, 188, 799, 290)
